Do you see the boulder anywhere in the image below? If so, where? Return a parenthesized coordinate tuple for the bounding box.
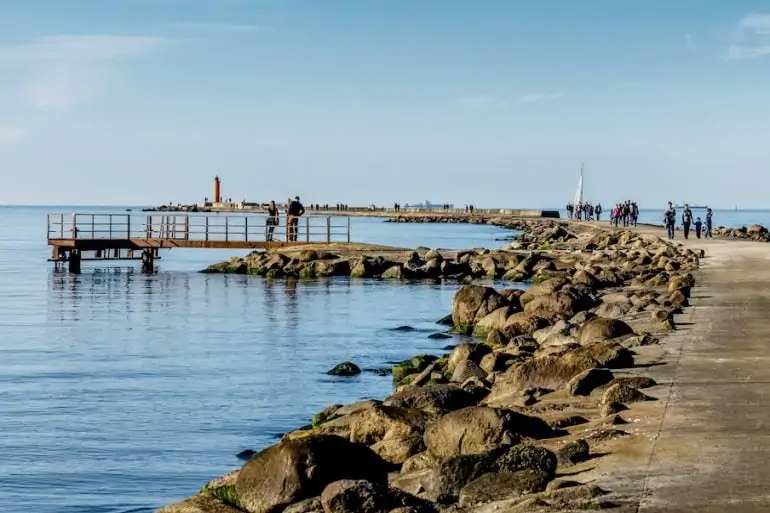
(457, 470, 552, 508)
(327, 362, 361, 376)
(578, 317, 634, 344)
(383, 385, 478, 413)
(601, 383, 653, 405)
(474, 306, 518, 334)
(446, 343, 492, 375)
(608, 376, 657, 389)
(554, 439, 590, 466)
(235, 435, 388, 513)
(523, 291, 580, 317)
(283, 497, 323, 513)
(320, 479, 430, 513)
(566, 368, 614, 396)
(423, 407, 517, 459)
(519, 278, 569, 306)
(450, 360, 487, 383)
(421, 444, 557, 504)
(501, 312, 551, 337)
(451, 285, 508, 332)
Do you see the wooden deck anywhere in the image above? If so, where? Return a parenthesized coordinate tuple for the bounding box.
(47, 212, 352, 262)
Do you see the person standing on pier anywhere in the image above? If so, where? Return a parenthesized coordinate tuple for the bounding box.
(266, 200, 279, 241)
(287, 196, 305, 242)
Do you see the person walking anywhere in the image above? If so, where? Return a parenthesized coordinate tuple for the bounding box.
(265, 200, 279, 241)
(287, 196, 305, 242)
(681, 204, 693, 239)
(595, 203, 602, 221)
(664, 201, 676, 240)
(705, 207, 713, 239)
(694, 217, 703, 239)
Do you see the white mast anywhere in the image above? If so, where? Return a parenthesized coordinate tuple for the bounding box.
(573, 162, 584, 206)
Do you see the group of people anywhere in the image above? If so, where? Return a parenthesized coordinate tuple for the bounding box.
(264, 196, 306, 242)
(664, 203, 713, 240)
(609, 201, 639, 227)
(566, 201, 602, 221)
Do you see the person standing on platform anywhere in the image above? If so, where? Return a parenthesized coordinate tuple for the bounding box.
(705, 207, 713, 238)
(266, 200, 279, 241)
(664, 202, 676, 240)
(287, 196, 305, 242)
(681, 203, 693, 239)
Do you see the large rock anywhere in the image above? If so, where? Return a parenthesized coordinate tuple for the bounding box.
(383, 385, 478, 413)
(501, 312, 551, 337)
(523, 291, 580, 317)
(424, 407, 515, 459)
(578, 317, 634, 344)
(421, 444, 556, 504)
(566, 368, 614, 396)
(474, 306, 518, 334)
(519, 278, 569, 306)
(235, 435, 388, 513)
(446, 343, 492, 375)
(458, 470, 552, 508)
(451, 285, 508, 332)
(427, 407, 552, 460)
(487, 342, 632, 400)
(320, 479, 430, 513)
(601, 383, 653, 405)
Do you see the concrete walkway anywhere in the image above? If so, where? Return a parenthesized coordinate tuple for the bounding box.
(632, 238, 770, 512)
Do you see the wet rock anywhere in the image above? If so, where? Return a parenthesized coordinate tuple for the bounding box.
(157, 494, 244, 513)
(235, 435, 388, 513)
(450, 360, 487, 383)
(392, 354, 438, 385)
(236, 449, 256, 461)
(427, 332, 452, 340)
(327, 362, 361, 376)
(451, 285, 508, 333)
(446, 343, 492, 375)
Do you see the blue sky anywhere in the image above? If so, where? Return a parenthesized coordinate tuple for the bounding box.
(0, 0, 769, 208)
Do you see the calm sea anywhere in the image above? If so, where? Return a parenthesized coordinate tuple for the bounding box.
(0, 206, 517, 513)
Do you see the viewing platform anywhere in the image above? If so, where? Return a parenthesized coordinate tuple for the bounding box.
(47, 213, 352, 273)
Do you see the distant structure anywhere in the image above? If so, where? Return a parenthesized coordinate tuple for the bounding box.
(403, 200, 454, 210)
(213, 176, 222, 204)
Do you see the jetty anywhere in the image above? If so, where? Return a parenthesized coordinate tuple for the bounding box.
(46, 212, 352, 273)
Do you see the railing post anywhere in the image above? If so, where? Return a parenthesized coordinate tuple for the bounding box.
(306, 217, 310, 242)
(127, 215, 131, 239)
(326, 216, 331, 242)
(185, 216, 189, 240)
(46, 214, 50, 240)
(109, 214, 113, 239)
(72, 213, 78, 239)
(347, 216, 350, 242)
(60, 214, 64, 239)
(205, 216, 209, 241)
(225, 217, 229, 242)
(245, 216, 249, 242)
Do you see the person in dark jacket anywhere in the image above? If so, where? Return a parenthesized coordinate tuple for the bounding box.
(287, 196, 305, 242)
(265, 200, 279, 241)
(705, 208, 713, 238)
(664, 202, 676, 240)
(681, 204, 693, 239)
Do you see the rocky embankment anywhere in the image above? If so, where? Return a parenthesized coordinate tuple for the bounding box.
(713, 224, 770, 242)
(163, 222, 702, 513)
(203, 220, 628, 282)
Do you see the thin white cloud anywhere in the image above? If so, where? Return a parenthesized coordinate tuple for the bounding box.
(725, 13, 770, 60)
(519, 92, 564, 104)
(739, 13, 770, 35)
(169, 21, 273, 34)
(457, 95, 507, 107)
(0, 35, 167, 111)
(0, 126, 28, 143)
(0, 35, 168, 62)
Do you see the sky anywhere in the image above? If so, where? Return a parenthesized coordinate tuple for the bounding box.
(0, 0, 769, 208)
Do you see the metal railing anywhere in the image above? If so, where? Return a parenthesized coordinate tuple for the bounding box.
(46, 213, 352, 244)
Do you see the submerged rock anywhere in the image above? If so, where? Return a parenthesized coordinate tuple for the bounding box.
(327, 362, 362, 376)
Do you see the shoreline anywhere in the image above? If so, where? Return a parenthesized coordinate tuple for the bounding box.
(159, 218, 706, 513)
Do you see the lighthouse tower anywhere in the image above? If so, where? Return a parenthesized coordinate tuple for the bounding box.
(213, 176, 222, 204)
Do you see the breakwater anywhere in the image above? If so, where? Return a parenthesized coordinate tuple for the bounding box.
(160, 218, 702, 513)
